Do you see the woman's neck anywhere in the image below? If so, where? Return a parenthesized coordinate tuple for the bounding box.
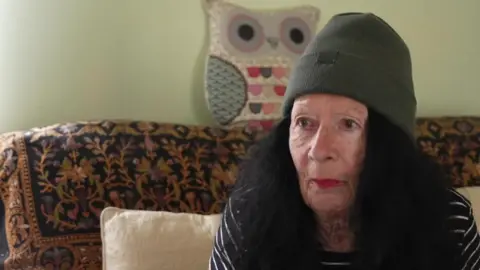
(316, 211, 355, 252)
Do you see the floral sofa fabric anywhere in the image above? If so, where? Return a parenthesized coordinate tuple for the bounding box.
(0, 117, 478, 269)
(0, 121, 259, 269)
(416, 117, 480, 187)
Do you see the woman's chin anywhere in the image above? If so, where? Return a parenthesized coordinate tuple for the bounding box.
(307, 192, 353, 213)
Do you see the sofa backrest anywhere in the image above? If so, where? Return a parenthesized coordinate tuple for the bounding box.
(415, 117, 480, 187)
(0, 117, 478, 269)
(0, 121, 259, 269)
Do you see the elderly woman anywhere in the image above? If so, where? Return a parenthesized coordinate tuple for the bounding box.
(209, 12, 479, 270)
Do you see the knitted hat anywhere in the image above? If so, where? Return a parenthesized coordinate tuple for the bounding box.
(282, 12, 416, 140)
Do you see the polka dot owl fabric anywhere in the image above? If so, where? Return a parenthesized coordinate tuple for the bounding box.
(203, 0, 320, 131)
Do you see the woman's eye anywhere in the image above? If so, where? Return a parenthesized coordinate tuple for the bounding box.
(297, 117, 313, 129)
(342, 118, 359, 130)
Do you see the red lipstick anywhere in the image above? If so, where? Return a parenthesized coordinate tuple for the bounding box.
(312, 178, 344, 189)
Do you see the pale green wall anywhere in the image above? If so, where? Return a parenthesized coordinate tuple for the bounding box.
(0, 0, 479, 133)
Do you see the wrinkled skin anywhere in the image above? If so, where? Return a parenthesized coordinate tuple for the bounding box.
(289, 93, 368, 251)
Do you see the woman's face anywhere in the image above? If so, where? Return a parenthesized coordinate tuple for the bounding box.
(289, 94, 368, 214)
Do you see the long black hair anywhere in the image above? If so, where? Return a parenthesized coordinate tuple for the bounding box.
(225, 109, 461, 270)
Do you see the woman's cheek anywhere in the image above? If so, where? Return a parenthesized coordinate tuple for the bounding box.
(290, 128, 311, 149)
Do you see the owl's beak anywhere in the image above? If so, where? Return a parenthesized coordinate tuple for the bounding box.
(266, 37, 279, 49)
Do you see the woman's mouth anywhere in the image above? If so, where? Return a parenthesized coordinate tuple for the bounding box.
(311, 178, 345, 189)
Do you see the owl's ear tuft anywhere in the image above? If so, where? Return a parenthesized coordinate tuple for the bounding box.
(311, 7, 321, 23)
(202, 0, 224, 10)
(295, 5, 321, 26)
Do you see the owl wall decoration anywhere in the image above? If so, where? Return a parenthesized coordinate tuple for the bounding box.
(202, 0, 320, 131)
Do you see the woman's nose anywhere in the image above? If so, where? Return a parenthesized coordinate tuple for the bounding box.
(308, 127, 337, 162)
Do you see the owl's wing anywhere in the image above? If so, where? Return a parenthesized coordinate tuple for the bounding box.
(205, 55, 247, 126)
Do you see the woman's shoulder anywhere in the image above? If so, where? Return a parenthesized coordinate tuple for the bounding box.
(446, 188, 475, 224)
(447, 188, 473, 211)
(445, 188, 480, 270)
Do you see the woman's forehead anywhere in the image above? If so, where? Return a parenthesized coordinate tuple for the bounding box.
(292, 94, 368, 117)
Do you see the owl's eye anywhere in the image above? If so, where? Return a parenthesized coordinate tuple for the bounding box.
(280, 17, 311, 54)
(290, 28, 304, 44)
(227, 14, 264, 53)
(238, 24, 255, 41)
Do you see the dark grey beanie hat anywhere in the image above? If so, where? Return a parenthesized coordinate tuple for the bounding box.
(282, 12, 416, 139)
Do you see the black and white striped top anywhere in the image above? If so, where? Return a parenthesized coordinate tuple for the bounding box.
(209, 188, 480, 270)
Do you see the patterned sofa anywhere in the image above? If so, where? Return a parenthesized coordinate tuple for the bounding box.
(0, 117, 479, 269)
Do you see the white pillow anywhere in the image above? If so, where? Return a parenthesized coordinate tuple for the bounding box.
(100, 207, 221, 270)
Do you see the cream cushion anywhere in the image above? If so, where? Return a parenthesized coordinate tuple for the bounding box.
(456, 186, 480, 225)
(100, 207, 221, 270)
